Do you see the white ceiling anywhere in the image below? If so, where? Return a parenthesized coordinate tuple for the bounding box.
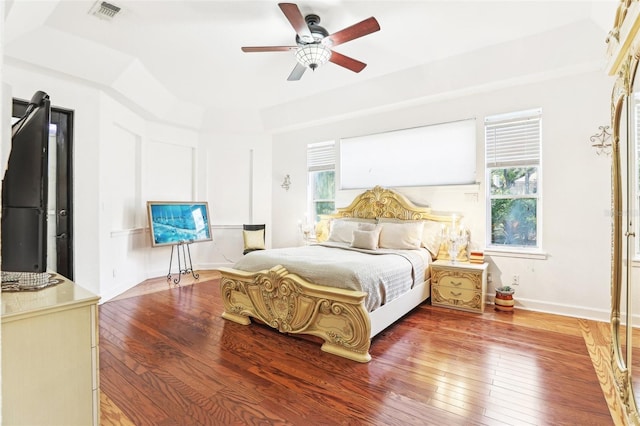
(3, 0, 618, 129)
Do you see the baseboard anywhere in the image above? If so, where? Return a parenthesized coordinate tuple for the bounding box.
(101, 265, 613, 323)
(197, 262, 235, 270)
(488, 295, 611, 323)
(145, 264, 228, 281)
(101, 279, 140, 304)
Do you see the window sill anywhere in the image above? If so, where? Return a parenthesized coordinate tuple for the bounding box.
(484, 248, 548, 260)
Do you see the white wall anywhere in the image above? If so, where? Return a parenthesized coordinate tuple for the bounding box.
(197, 131, 272, 269)
(3, 64, 102, 295)
(272, 69, 613, 321)
(1, 64, 213, 301)
(98, 93, 206, 301)
(1, 59, 274, 300)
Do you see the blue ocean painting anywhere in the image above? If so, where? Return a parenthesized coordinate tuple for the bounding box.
(150, 203, 211, 246)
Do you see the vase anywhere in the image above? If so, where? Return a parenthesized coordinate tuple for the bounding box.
(494, 289, 515, 313)
(447, 234, 467, 264)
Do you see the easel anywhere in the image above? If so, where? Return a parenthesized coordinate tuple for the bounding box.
(167, 242, 199, 285)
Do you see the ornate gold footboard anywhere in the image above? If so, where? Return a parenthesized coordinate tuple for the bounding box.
(219, 264, 373, 362)
(219, 186, 458, 362)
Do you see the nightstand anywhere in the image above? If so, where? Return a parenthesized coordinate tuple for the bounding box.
(430, 260, 488, 313)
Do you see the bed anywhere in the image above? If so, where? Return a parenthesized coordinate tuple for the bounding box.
(218, 186, 456, 362)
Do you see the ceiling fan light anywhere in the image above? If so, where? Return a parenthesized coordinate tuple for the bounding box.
(295, 44, 332, 71)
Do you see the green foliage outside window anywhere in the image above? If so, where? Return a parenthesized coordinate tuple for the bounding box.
(491, 199, 537, 245)
(313, 171, 335, 199)
(314, 202, 335, 222)
(490, 167, 538, 246)
(312, 170, 335, 223)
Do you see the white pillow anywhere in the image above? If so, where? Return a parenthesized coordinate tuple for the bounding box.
(421, 220, 444, 258)
(357, 222, 378, 232)
(328, 219, 376, 243)
(350, 227, 382, 250)
(378, 218, 444, 257)
(327, 220, 359, 243)
(379, 221, 424, 250)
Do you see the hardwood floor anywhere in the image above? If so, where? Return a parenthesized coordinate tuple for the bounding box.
(100, 272, 616, 425)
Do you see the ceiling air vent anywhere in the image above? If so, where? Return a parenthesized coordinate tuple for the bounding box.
(89, 1, 121, 20)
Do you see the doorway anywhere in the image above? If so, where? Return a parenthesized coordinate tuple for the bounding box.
(11, 99, 74, 280)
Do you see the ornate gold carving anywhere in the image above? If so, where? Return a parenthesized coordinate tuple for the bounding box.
(431, 268, 483, 311)
(219, 265, 372, 363)
(432, 268, 482, 289)
(607, 1, 640, 75)
(608, 1, 640, 423)
(607, 0, 633, 49)
(431, 287, 482, 310)
(335, 185, 432, 220)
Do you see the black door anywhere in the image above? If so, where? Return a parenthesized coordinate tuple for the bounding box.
(11, 99, 74, 279)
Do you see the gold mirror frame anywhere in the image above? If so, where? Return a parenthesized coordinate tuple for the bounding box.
(608, 1, 640, 423)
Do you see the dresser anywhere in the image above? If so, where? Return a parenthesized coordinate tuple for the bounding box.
(430, 260, 488, 313)
(2, 276, 100, 425)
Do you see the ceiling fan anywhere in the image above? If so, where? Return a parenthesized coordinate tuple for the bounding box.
(241, 3, 380, 81)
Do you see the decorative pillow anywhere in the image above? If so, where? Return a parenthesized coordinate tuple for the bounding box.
(327, 219, 375, 243)
(350, 227, 382, 250)
(378, 221, 424, 250)
(243, 229, 265, 250)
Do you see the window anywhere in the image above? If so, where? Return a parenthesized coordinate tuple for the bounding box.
(307, 141, 336, 224)
(485, 109, 541, 249)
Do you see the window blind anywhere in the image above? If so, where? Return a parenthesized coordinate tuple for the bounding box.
(485, 109, 541, 168)
(340, 119, 476, 189)
(307, 141, 335, 171)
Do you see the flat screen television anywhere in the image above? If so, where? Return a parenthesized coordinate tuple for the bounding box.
(2, 91, 50, 273)
(147, 201, 212, 247)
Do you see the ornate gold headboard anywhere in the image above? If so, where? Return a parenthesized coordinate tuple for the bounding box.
(333, 186, 433, 220)
(315, 186, 465, 260)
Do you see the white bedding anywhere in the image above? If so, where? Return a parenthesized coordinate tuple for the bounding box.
(231, 242, 431, 312)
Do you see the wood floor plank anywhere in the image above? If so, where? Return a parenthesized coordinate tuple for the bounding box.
(100, 350, 172, 425)
(99, 392, 136, 426)
(100, 273, 615, 425)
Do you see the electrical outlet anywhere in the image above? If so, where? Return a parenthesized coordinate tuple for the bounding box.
(512, 274, 519, 286)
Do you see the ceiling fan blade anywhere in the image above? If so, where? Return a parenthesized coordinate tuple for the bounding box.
(287, 62, 307, 81)
(279, 3, 313, 43)
(324, 17, 380, 47)
(329, 50, 367, 73)
(242, 46, 297, 53)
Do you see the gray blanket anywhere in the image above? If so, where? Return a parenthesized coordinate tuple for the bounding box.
(232, 242, 431, 311)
